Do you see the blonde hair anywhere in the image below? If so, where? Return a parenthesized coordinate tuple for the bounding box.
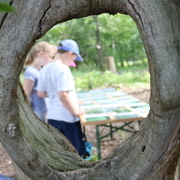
(25, 41, 57, 66)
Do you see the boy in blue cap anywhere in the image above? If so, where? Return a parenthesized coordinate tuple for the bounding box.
(37, 39, 89, 158)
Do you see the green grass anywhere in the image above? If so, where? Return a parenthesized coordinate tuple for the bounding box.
(72, 65, 150, 91)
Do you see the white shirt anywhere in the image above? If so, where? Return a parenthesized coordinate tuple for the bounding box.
(37, 61, 79, 123)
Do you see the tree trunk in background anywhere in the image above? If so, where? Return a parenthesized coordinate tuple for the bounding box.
(94, 15, 105, 71)
(0, 0, 179, 179)
(105, 56, 117, 74)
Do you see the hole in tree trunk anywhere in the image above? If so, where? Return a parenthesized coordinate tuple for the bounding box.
(141, 145, 146, 152)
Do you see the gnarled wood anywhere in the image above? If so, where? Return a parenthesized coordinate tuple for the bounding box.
(0, 0, 179, 179)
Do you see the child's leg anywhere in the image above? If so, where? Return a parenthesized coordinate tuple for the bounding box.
(62, 121, 89, 157)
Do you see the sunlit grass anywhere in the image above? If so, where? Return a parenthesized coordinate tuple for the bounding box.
(72, 67, 150, 91)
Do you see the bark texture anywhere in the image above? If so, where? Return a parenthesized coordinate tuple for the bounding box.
(0, 0, 179, 179)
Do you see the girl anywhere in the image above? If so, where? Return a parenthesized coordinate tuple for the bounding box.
(23, 41, 56, 121)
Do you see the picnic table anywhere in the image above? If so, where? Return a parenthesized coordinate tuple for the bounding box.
(77, 88, 149, 159)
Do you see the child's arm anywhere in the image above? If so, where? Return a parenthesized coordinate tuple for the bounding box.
(37, 91, 48, 98)
(23, 79, 34, 102)
(58, 91, 84, 116)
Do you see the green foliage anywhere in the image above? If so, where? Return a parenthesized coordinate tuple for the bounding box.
(19, 73, 24, 84)
(41, 13, 147, 69)
(72, 64, 150, 91)
(89, 155, 98, 162)
(0, 0, 15, 12)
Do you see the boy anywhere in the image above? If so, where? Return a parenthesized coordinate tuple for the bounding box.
(37, 39, 89, 158)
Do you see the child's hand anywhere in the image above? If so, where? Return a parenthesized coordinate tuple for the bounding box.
(78, 99, 84, 105)
(78, 108, 85, 115)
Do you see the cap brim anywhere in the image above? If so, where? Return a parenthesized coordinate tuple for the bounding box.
(75, 54, 83, 61)
(58, 46, 83, 61)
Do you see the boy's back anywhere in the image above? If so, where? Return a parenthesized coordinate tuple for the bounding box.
(38, 61, 79, 122)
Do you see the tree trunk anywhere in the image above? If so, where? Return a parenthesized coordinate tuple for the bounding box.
(0, 0, 179, 179)
(105, 56, 117, 74)
(94, 15, 105, 71)
(13, 161, 31, 180)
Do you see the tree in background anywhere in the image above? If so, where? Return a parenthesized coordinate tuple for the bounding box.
(41, 13, 146, 70)
(94, 15, 105, 71)
(0, 0, 179, 179)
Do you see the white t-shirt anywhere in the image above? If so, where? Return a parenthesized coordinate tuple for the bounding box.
(37, 61, 79, 123)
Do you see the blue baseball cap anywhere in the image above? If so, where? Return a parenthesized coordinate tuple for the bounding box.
(58, 39, 83, 61)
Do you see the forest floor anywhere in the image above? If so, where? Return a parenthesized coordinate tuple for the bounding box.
(1, 87, 177, 179)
